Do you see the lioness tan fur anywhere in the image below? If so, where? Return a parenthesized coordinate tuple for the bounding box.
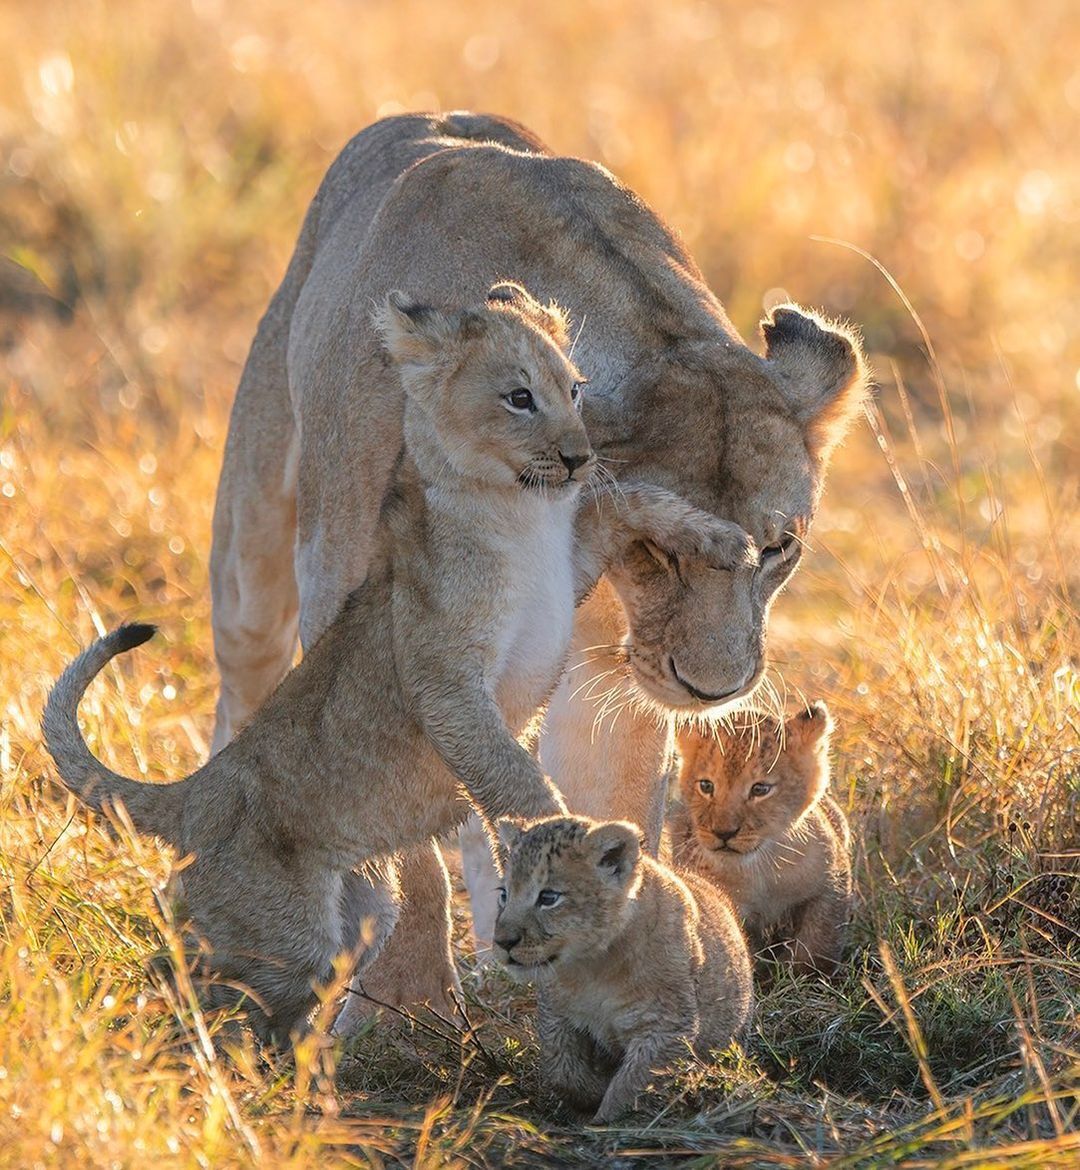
(44, 285, 754, 1041)
(493, 815, 753, 1122)
(672, 703, 853, 973)
(207, 111, 870, 1008)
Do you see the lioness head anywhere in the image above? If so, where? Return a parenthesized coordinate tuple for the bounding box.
(374, 281, 595, 491)
(491, 815, 642, 981)
(676, 701, 832, 856)
(584, 307, 868, 708)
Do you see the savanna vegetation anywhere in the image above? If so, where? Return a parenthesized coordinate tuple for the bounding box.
(1, 1, 1077, 1165)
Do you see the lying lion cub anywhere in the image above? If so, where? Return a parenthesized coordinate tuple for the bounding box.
(44, 282, 754, 1041)
(494, 815, 753, 1122)
(672, 703, 853, 974)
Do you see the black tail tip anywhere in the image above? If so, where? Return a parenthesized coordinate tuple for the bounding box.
(113, 622, 157, 652)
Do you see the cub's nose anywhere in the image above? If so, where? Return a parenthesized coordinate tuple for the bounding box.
(559, 450, 592, 475)
(713, 827, 740, 845)
(493, 929, 523, 954)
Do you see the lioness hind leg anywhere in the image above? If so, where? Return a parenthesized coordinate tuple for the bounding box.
(459, 813, 501, 953)
(209, 308, 301, 754)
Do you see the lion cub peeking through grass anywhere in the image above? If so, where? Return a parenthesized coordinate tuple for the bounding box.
(672, 703, 852, 974)
(493, 815, 753, 1122)
(44, 282, 755, 1043)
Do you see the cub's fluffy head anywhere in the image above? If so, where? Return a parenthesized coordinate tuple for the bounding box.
(373, 282, 594, 491)
(676, 702, 832, 857)
(491, 815, 643, 982)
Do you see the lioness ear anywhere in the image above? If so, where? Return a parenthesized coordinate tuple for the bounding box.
(762, 304, 870, 460)
(487, 281, 571, 350)
(784, 700, 832, 751)
(373, 291, 481, 370)
(583, 821, 642, 886)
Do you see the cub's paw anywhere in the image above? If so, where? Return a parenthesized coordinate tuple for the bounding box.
(697, 519, 757, 572)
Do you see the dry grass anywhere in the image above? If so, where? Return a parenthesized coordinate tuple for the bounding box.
(1, 0, 1078, 1165)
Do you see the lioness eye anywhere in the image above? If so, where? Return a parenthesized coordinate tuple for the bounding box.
(505, 388, 536, 413)
(536, 889, 564, 909)
(496, 887, 508, 907)
(749, 782, 773, 798)
(570, 381, 585, 402)
(762, 533, 798, 562)
(698, 778, 714, 796)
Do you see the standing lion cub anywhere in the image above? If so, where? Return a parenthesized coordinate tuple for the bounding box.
(43, 282, 755, 1042)
(672, 702, 853, 974)
(493, 815, 753, 1122)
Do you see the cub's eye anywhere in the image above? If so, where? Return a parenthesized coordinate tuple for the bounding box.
(697, 778, 715, 796)
(749, 782, 773, 798)
(762, 533, 798, 563)
(536, 889, 564, 909)
(505, 388, 536, 413)
(570, 380, 586, 405)
(496, 886, 507, 907)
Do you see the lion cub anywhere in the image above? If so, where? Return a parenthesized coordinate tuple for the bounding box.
(494, 816, 753, 1123)
(672, 703, 852, 974)
(44, 284, 754, 1042)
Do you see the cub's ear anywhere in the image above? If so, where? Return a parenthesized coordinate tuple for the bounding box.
(487, 281, 571, 350)
(495, 818, 524, 859)
(785, 700, 832, 751)
(583, 820, 642, 886)
(761, 304, 870, 460)
(373, 291, 482, 370)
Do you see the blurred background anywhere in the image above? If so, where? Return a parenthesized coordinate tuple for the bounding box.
(0, 2, 1077, 1162)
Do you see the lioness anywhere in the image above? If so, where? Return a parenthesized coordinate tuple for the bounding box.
(44, 285, 753, 1040)
(208, 111, 869, 1009)
(494, 815, 753, 1122)
(672, 703, 853, 973)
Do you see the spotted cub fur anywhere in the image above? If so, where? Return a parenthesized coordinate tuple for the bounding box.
(672, 702, 852, 974)
(493, 815, 753, 1122)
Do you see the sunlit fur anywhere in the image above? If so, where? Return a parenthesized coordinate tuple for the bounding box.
(493, 816, 752, 1122)
(672, 702, 853, 974)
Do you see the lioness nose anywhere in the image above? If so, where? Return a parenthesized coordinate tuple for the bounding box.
(559, 450, 591, 474)
(713, 827, 740, 844)
(494, 929, 522, 953)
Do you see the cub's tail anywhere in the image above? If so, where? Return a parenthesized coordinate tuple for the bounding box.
(42, 624, 185, 845)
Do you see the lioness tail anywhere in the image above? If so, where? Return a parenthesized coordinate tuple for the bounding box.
(42, 624, 185, 844)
